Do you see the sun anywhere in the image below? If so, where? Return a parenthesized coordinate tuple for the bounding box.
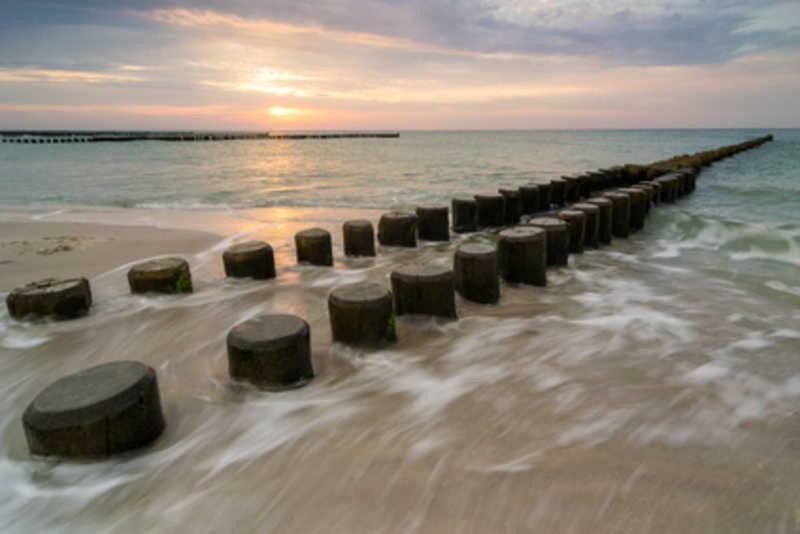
(267, 106, 301, 117)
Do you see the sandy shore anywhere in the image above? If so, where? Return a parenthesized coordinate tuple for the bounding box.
(2, 203, 800, 532)
(0, 220, 221, 291)
(0, 204, 385, 291)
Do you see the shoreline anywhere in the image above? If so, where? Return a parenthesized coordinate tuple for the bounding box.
(0, 220, 221, 291)
(0, 204, 385, 291)
(2, 138, 800, 531)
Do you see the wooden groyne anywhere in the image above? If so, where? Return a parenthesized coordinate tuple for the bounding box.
(0, 131, 400, 144)
(9, 134, 773, 459)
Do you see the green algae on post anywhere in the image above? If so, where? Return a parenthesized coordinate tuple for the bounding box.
(223, 241, 276, 280)
(128, 257, 193, 294)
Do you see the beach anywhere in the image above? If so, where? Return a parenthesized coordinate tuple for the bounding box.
(2, 200, 800, 531)
(0, 219, 219, 290)
(3, 0, 800, 527)
(1, 131, 799, 532)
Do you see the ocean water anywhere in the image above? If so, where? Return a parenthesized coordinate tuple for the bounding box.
(0, 130, 799, 532)
(0, 129, 793, 210)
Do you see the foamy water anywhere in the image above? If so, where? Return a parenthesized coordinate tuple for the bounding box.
(0, 130, 799, 532)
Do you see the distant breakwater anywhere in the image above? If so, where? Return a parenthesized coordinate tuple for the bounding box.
(0, 131, 400, 144)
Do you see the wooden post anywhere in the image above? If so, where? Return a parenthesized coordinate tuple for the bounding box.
(454, 243, 500, 304)
(391, 264, 457, 318)
(328, 282, 395, 345)
(295, 228, 334, 265)
(343, 220, 376, 256)
(474, 194, 505, 227)
(452, 198, 478, 233)
(498, 227, 547, 286)
(378, 212, 418, 247)
(22, 361, 165, 457)
(416, 206, 450, 241)
(527, 217, 570, 266)
(223, 241, 276, 279)
(227, 314, 314, 389)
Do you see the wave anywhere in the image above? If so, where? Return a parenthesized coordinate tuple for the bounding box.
(652, 211, 800, 268)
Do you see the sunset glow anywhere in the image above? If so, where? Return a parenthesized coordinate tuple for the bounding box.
(1, 1, 798, 129)
(267, 106, 303, 118)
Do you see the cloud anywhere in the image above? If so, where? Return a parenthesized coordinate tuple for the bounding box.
(142, 7, 503, 59)
(9, 1, 798, 66)
(0, 67, 145, 84)
(0, 0, 798, 128)
(136, 1, 800, 65)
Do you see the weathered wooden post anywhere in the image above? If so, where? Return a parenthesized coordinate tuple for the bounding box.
(519, 184, 541, 215)
(630, 184, 654, 214)
(474, 194, 505, 227)
(675, 173, 687, 197)
(328, 282, 395, 345)
(128, 257, 193, 294)
(391, 264, 457, 318)
(639, 181, 661, 205)
(618, 188, 647, 231)
(668, 175, 680, 201)
(498, 226, 547, 286)
(537, 183, 552, 211)
(578, 174, 593, 198)
(452, 198, 478, 233)
(453, 243, 500, 304)
(227, 314, 314, 389)
(585, 197, 613, 245)
(378, 211, 418, 247)
(295, 228, 334, 265)
(499, 189, 522, 224)
(527, 217, 570, 266)
(22, 360, 165, 457)
(656, 176, 677, 203)
(562, 176, 581, 202)
(6, 278, 92, 320)
(416, 206, 450, 241)
(550, 178, 566, 206)
(559, 210, 587, 254)
(602, 192, 631, 238)
(343, 220, 376, 256)
(572, 203, 600, 248)
(223, 241, 276, 279)
(684, 169, 697, 193)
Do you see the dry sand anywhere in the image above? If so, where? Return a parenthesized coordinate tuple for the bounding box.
(0, 220, 220, 290)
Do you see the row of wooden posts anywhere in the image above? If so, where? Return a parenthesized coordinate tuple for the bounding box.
(0, 132, 400, 143)
(9, 135, 773, 459)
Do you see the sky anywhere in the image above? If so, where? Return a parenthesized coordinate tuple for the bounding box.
(0, 0, 799, 130)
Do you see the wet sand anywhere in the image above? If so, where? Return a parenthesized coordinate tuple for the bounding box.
(2, 205, 800, 533)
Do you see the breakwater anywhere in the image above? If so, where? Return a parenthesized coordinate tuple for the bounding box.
(0, 131, 400, 143)
(7, 134, 774, 459)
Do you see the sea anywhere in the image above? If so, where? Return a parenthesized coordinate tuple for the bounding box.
(0, 129, 798, 532)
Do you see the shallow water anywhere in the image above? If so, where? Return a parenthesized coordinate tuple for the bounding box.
(1, 130, 799, 532)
